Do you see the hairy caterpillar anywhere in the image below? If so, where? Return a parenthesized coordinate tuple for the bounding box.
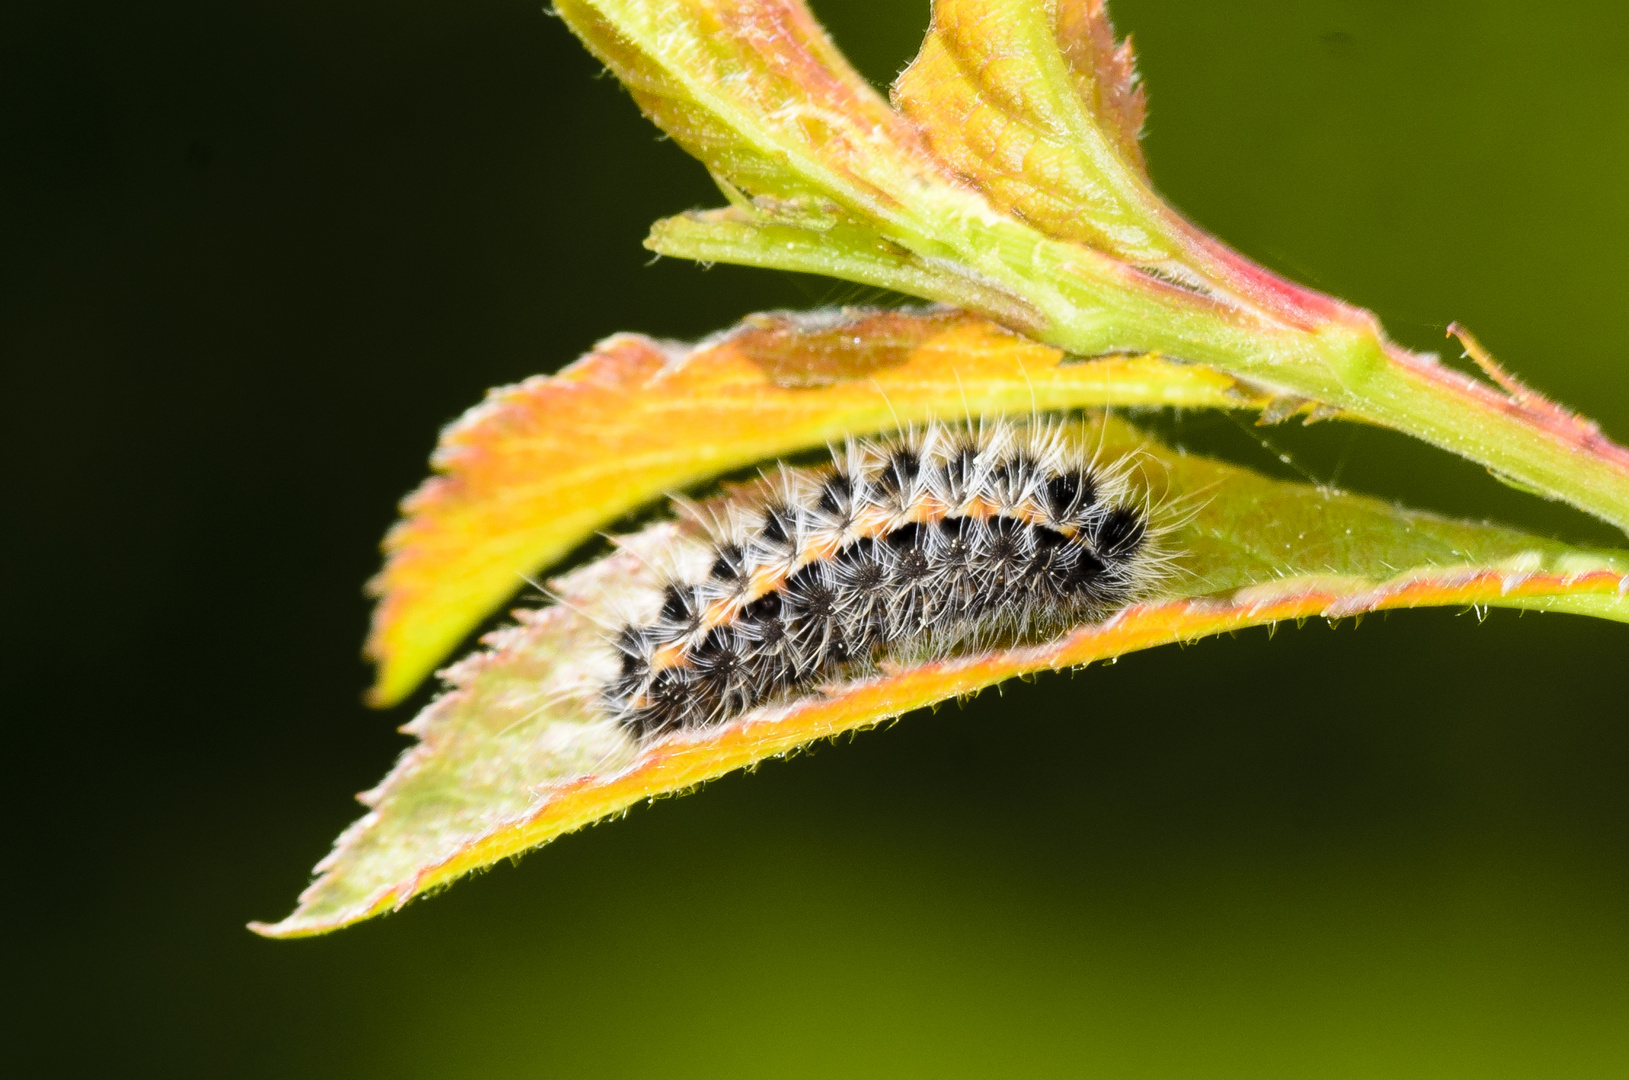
(589, 416, 1166, 740)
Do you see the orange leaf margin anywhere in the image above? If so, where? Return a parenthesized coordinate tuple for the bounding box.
(259, 560, 1628, 939)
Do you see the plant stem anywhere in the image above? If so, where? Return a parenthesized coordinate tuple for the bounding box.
(987, 233, 1629, 535)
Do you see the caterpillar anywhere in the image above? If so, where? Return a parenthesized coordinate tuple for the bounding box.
(593, 416, 1166, 741)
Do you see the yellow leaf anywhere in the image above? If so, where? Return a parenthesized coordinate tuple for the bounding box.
(893, 0, 1169, 261)
(367, 308, 1258, 706)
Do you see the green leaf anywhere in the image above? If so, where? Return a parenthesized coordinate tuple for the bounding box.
(255, 415, 1629, 937)
(552, 0, 950, 230)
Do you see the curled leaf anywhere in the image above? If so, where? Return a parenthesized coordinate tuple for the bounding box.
(260, 416, 1629, 937)
(893, 0, 1167, 260)
(367, 308, 1260, 706)
(557, 0, 1202, 353)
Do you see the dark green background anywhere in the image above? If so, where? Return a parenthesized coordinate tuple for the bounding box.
(6, 1, 1628, 1075)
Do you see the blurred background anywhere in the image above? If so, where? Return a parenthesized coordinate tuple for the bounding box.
(5, 0, 1628, 1075)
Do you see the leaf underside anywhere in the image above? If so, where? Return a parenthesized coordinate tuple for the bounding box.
(256, 415, 1629, 938)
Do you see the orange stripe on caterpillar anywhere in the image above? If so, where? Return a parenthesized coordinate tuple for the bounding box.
(606, 417, 1164, 736)
(645, 493, 1086, 673)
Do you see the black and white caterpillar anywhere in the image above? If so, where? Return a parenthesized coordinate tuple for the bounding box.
(596, 417, 1167, 740)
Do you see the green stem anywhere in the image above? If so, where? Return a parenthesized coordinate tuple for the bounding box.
(992, 244, 1629, 534)
(657, 206, 1629, 533)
